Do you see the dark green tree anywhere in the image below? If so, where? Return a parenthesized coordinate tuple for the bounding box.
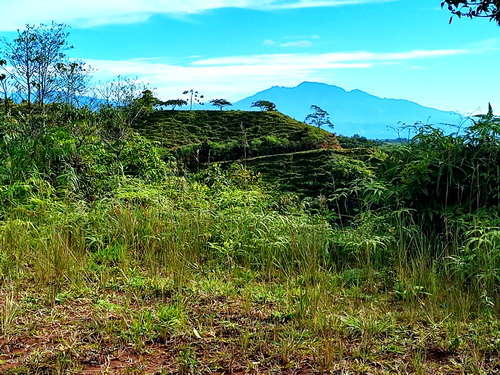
(251, 100, 277, 111)
(0, 60, 12, 113)
(163, 99, 188, 110)
(210, 98, 232, 111)
(442, 0, 500, 24)
(304, 105, 333, 129)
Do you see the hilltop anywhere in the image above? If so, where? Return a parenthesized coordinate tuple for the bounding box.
(135, 109, 339, 164)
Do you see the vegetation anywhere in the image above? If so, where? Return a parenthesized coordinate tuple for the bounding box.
(442, 0, 500, 24)
(163, 98, 188, 110)
(132, 110, 339, 167)
(209, 98, 232, 111)
(0, 23, 499, 374)
(305, 104, 334, 130)
(183, 89, 204, 110)
(251, 100, 277, 111)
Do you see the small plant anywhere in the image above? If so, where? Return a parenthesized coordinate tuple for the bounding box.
(0, 290, 20, 335)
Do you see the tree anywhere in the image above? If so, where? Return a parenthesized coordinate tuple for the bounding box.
(95, 76, 153, 128)
(163, 99, 187, 110)
(304, 105, 333, 130)
(0, 22, 73, 110)
(55, 60, 93, 107)
(442, 1, 500, 25)
(251, 100, 276, 111)
(210, 98, 232, 111)
(133, 89, 162, 113)
(0, 59, 13, 113)
(183, 89, 204, 110)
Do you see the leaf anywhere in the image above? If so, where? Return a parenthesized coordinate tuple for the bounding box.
(193, 326, 202, 339)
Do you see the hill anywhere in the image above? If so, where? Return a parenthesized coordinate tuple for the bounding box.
(135, 109, 339, 164)
(233, 81, 461, 139)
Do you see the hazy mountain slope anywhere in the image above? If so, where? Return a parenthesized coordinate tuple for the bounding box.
(234, 82, 460, 139)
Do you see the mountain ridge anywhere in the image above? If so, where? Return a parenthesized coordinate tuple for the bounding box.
(233, 82, 460, 139)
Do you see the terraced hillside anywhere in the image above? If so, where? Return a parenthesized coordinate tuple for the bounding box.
(134, 110, 339, 157)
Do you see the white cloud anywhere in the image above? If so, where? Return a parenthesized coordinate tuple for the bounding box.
(0, 0, 397, 30)
(84, 47, 470, 102)
(192, 49, 468, 66)
(263, 39, 276, 45)
(279, 40, 313, 47)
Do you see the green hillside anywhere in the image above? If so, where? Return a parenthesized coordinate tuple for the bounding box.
(135, 110, 339, 154)
(136, 110, 370, 208)
(244, 148, 374, 195)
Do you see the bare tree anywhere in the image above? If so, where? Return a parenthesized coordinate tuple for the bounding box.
(0, 22, 72, 111)
(55, 60, 94, 107)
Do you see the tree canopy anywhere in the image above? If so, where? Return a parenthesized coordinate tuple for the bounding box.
(210, 98, 232, 111)
(251, 100, 277, 112)
(163, 99, 188, 110)
(304, 105, 333, 130)
(442, 0, 500, 24)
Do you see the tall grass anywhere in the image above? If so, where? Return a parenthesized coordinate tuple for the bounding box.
(0, 169, 497, 319)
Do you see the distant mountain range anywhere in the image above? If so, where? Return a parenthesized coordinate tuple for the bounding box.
(233, 82, 461, 139)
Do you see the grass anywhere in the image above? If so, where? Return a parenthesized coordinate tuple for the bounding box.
(0, 178, 498, 374)
(0, 107, 498, 373)
(1, 268, 499, 374)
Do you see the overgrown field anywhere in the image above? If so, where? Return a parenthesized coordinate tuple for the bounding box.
(0, 104, 499, 374)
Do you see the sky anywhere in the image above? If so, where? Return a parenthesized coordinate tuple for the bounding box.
(0, 0, 498, 115)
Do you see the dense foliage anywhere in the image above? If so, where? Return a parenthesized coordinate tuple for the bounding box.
(0, 94, 499, 372)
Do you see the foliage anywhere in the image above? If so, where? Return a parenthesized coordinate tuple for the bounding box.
(0, 91, 499, 373)
(377, 111, 499, 219)
(304, 104, 334, 130)
(337, 134, 383, 148)
(251, 100, 277, 111)
(55, 60, 94, 107)
(134, 109, 339, 152)
(183, 89, 204, 110)
(0, 28, 499, 372)
(442, 0, 500, 24)
(209, 98, 232, 110)
(163, 98, 188, 110)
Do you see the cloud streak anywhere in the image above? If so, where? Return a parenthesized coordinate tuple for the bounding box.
(279, 41, 314, 48)
(85, 47, 470, 102)
(0, 0, 397, 30)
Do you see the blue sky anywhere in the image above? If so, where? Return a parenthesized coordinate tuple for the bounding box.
(0, 0, 498, 114)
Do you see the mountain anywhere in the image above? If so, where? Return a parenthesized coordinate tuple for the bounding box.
(233, 82, 461, 139)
